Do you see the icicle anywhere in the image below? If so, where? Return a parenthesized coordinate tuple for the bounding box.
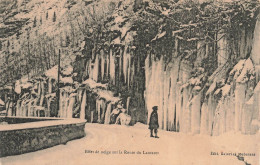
(37, 82, 41, 96)
(63, 91, 69, 118)
(28, 100, 33, 117)
(104, 102, 112, 124)
(97, 99, 101, 123)
(175, 82, 182, 132)
(219, 99, 227, 134)
(131, 61, 135, 87)
(89, 60, 93, 80)
(39, 81, 44, 106)
(158, 57, 164, 129)
(106, 51, 110, 78)
(126, 97, 131, 114)
(163, 71, 170, 130)
(191, 92, 201, 134)
(208, 94, 217, 135)
(93, 54, 99, 82)
(85, 60, 90, 78)
(234, 83, 246, 132)
(59, 91, 64, 117)
(167, 59, 179, 131)
(127, 54, 131, 88)
(225, 96, 235, 132)
(145, 53, 152, 121)
(101, 50, 105, 80)
(21, 100, 26, 117)
(146, 54, 159, 124)
(200, 102, 209, 135)
(33, 98, 38, 117)
(119, 47, 122, 80)
(46, 98, 51, 117)
(67, 93, 76, 118)
(251, 15, 260, 63)
(109, 49, 115, 84)
(123, 46, 128, 83)
(180, 62, 192, 133)
(101, 100, 106, 122)
(16, 100, 21, 116)
(80, 90, 87, 119)
(48, 78, 52, 93)
(181, 87, 191, 133)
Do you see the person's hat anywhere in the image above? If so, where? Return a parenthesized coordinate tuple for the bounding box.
(152, 106, 158, 110)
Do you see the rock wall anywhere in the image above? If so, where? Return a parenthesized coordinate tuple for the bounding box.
(0, 117, 86, 157)
(144, 16, 260, 135)
(0, 0, 259, 135)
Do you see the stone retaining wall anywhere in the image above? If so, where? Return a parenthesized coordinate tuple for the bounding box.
(0, 117, 86, 157)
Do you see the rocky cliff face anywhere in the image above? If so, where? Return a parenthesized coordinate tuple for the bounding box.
(0, 0, 259, 135)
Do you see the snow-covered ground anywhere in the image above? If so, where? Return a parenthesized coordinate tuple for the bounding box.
(0, 123, 259, 165)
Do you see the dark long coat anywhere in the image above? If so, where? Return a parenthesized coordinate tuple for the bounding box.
(149, 110, 159, 129)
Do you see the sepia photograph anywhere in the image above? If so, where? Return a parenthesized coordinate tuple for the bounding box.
(0, 0, 259, 164)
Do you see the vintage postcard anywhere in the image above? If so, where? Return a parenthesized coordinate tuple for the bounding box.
(0, 0, 259, 164)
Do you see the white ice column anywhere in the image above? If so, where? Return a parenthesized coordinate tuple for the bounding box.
(80, 90, 87, 120)
(163, 71, 170, 130)
(200, 102, 209, 135)
(251, 16, 260, 81)
(158, 57, 164, 129)
(59, 91, 64, 117)
(93, 54, 99, 82)
(16, 100, 21, 116)
(104, 103, 112, 124)
(63, 92, 69, 118)
(48, 78, 52, 93)
(182, 87, 191, 133)
(97, 100, 101, 123)
(28, 100, 33, 117)
(241, 98, 254, 134)
(208, 94, 217, 135)
(225, 96, 235, 132)
(180, 63, 191, 133)
(101, 50, 105, 80)
(67, 93, 76, 118)
(191, 93, 201, 134)
(167, 65, 177, 131)
(109, 49, 115, 84)
(234, 83, 246, 132)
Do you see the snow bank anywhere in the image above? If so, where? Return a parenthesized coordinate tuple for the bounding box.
(60, 77, 73, 84)
(1, 123, 258, 165)
(94, 89, 120, 103)
(45, 65, 58, 80)
(236, 58, 255, 83)
(62, 65, 73, 76)
(82, 79, 107, 89)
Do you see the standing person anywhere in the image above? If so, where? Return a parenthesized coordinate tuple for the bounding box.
(149, 106, 159, 138)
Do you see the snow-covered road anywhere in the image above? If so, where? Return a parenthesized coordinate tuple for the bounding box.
(1, 123, 259, 165)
